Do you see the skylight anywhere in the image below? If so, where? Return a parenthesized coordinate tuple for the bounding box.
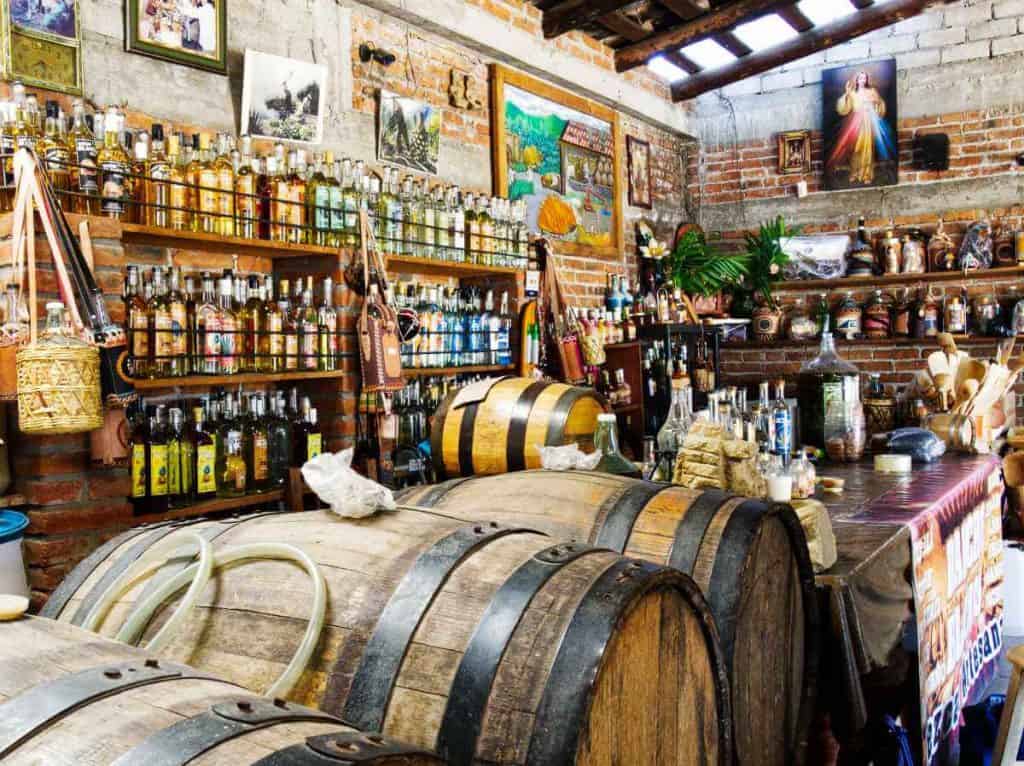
(680, 39, 737, 70)
(797, 0, 857, 26)
(733, 14, 800, 51)
(647, 55, 689, 82)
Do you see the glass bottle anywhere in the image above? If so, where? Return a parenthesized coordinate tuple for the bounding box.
(306, 152, 331, 246)
(147, 405, 170, 514)
(166, 267, 188, 377)
(269, 149, 290, 242)
(280, 279, 299, 371)
(267, 395, 292, 487)
(191, 404, 216, 500)
(434, 186, 450, 261)
(478, 197, 495, 266)
(246, 395, 271, 492)
(318, 276, 338, 371)
(339, 157, 358, 248)
(216, 398, 247, 497)
(593, 413, 641, 478)
(67, 99, 99, 215)
(38, 100, 70, 198)
(97, 106, 129, 219)
(287, 150, 307, 243)
(450, 186, 466, 263)
(216, 276, 237, 374)
(234, 136, 257, 239)
(261, 276, 284, 373)
(125, 266, 151, 379)
(657, 385, 692, 461)
(129, 405, 148, 513)
(241, 275, 262, 373)
(194, 272, 220, 374)
(834, 291, 862, 340)
(297, 276, 318, 371)
(166, 133, 191, 231)
(213, 133, 235, 236)
(148, 267, 172, 379)
(191, 133, 217, 233)
(771, 380, 792, 464)
(797, 332, 865, 461)
(166, 407, 184, 507)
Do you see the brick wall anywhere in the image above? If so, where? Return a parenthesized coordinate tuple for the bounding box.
(15, 0, 689, 607)
(684, 0, 1024, 405)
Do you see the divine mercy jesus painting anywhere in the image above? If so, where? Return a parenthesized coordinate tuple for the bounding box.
(822, 59, 898, 190)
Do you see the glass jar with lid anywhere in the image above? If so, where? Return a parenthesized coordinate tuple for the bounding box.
(863, 289, 892, 339)
(790, 451, 817, 499)
(834, 292, 862, 340)
(787, 297, 817, 341)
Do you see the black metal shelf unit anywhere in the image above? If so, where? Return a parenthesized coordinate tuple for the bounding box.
(637, 323, 721, 435)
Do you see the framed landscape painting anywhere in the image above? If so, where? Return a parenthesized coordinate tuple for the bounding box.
(241, 49, 326, 144)
(378, 90, 442, 175)
(125, 0, 227, 74)
(822, 59, 898, 190)
(491, 63, 622, 257)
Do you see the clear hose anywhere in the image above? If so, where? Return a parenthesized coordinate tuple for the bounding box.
(114, 542, 327, 699)
(80, 531, 214, 655)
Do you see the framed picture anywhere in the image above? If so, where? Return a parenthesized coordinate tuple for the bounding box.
(491, 63, 622, 257)
(240, 49, 327, 144)
(626, 135, 652, 209)
(125, 0, 227, 74)
(0, 0, 82, 93)
(378, 90, 442, 175)
(777, 130, 810, 175)
(822, 59, 898, 190)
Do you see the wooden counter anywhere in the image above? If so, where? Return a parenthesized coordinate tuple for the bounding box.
(810, 454, 1003, 765)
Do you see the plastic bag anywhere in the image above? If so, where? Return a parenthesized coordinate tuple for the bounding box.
(781, 235, 850, 281)
(538, 443, 601, 471)
(878, 428, 947, 463)
(301, 448, 396, 518)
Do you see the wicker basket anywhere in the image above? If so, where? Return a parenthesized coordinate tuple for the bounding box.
(17, 344, 103, 434)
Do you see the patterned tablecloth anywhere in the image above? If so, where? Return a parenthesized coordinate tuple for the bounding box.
(815, 454, 1004, 765)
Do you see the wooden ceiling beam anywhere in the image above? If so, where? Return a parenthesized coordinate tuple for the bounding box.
(616, 0, 792, 70)
(598, 10, 652, 41)
(671, 0, 932, 99)
(656, 0, 711, 21)
(776, 4, 815, 31)
(665, 50, 703, 73)
(715, 31, 753, 56)
(542, 0, 641, 38)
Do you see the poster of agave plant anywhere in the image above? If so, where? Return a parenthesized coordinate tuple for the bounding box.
(240, 49, 327, 144)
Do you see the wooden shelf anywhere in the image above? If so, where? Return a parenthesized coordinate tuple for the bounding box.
(0, 494, 25, 508)
(723, 335, 1002, 350)
(774, 265, 1024, 293)
(119, 222, 340, 260)
(604, 341, 641, 351)
(385, 254, 523, 278)
(133, 369, 348, 390)
(612, 402, 642, 415)
(134, 489, 285, 524)
(403, 364, 516, 378)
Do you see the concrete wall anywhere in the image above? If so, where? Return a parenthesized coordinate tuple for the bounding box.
(689, 0, 1024, 233)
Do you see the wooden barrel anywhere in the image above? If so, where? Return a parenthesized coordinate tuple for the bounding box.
(430, 377, 607, 478)
(399, 470, 820, 766)
(43, 508, 732, 766)
(0, 615, 440, 765)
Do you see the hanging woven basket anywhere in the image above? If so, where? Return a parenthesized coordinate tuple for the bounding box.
(17, 343, 102, 434)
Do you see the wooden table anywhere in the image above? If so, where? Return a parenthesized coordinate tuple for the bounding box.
(812, 454, 1003, 765)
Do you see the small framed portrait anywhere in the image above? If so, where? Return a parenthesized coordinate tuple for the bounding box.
(241, 49, 327, 144)
(1, 0, 83, 93)
(378, 90, 442, 175)
(627, 135, 652, 209)
(777, 130, 811, 175)
(125, 0, 227, 74)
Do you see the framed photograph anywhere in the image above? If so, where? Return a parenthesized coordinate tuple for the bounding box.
(240, 49, 327, 144)
(822, 59, 898, 190)
(777, 130, 810, 175)
(125, 0, 227, 74)
(0, 0, 82, 93)
(627, 135, 652, 209)
(378, 90, 442, 175)
(491, 63, 622, 257)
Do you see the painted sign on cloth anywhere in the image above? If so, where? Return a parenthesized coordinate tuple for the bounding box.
(911, 464, 1003, 765)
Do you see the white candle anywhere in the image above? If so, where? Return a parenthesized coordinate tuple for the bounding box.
(768, 474, 793, 503)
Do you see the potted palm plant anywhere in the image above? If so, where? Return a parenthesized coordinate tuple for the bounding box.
(665, 228, 750, 322)
(744, 216, 798, 341)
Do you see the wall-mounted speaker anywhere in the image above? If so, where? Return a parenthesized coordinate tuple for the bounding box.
(913, 134, 950, 171)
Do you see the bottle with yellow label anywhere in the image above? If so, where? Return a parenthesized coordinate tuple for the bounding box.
(167, 408, 183, 507)
(192, 405, 217, 500)
(129, 408, 149, 514)
(147, 406, 170, 515)
(167, 133, 191, 231)
(216, 397, 247, 498)
(291, 396, 322, 466)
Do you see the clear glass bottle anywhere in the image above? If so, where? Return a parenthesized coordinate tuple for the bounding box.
(97, 106, 130, 219)
(68, 98, 99, 215)
(797, 332, 865, 461)
(234, 135, 257, 239)
(593, 413, 641, 478)
(656, 386, 692, 459)
(216, 397, 247, 497)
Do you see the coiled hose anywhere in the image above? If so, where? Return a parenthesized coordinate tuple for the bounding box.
(80, 536, 327, 699)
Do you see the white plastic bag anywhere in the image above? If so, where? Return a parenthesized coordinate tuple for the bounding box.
(301, 448, 396, 519)
(538, 443, 601, 471)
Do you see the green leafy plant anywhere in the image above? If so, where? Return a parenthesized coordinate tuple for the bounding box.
(744, 215, 799, 308)
(667, 229, 750, 298)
